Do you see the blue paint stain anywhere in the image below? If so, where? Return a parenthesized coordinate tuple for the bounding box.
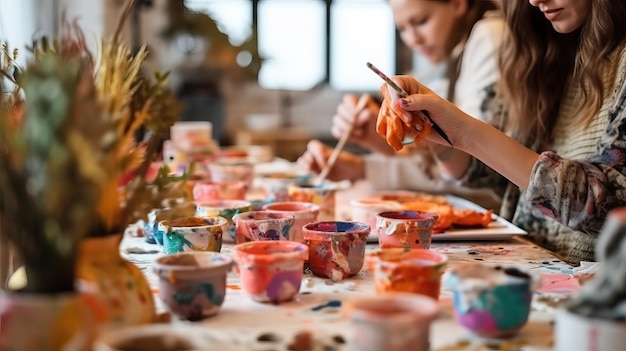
(311, 300, 342, 311)
(173, 282, 224, 306)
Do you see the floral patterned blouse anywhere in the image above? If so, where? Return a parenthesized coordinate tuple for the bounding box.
(459, 45, 626, 265)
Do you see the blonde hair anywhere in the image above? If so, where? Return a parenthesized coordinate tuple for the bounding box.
(498, 0, 626, 147)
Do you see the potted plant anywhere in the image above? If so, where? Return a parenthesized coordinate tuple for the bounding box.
(0, 41, 105, 350)
(4, 0, 191, 329)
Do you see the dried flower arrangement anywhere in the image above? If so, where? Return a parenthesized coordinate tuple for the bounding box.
(0, 0, 189, 293)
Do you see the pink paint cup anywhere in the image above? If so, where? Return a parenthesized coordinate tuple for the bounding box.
(376, 211, 438, 249)
(303, 221, 370, 281)
(232, 211, 296, 244)
(232, 241, 309, 303)
(367, 248, 448, 300)
(262, 202, 320, 242)
(192, 180, 248, 202)
(346, 293, 440, 351)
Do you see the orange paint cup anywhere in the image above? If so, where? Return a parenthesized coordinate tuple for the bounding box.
(232, 241, 308, 303)
(367, 248, 448, 300)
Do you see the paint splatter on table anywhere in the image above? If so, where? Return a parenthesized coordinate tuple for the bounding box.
(121, 233, 581, 350)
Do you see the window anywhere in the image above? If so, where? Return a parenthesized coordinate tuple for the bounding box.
(185, 0, 400, 91)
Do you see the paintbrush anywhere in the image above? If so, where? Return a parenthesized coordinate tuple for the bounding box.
(366, 62, 453, 147)
(315, 94, 370, 185)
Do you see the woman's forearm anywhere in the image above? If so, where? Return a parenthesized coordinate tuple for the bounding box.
(460, 119, 539, 189)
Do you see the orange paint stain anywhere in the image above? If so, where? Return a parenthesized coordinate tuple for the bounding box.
(227, 284, 241, 290)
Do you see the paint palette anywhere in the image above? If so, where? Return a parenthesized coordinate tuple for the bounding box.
(362, 195, 526, 242)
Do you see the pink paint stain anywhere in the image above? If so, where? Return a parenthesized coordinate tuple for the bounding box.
(537, 273, 580, 294)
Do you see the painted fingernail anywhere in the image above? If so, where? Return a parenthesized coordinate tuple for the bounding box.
(399, 98, 409, 107)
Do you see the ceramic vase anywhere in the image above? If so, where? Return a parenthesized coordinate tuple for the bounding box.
(76, 233, 155, 327)
(0, 291, 101, 351)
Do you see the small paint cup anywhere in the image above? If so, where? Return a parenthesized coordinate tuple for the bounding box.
(350, 197, 404, 238)
(376, 211, 438, 249)
(208, 160, 255, 188)
(258, 172, 312, 203)
(287, 183, 337, 221)
(555, 308, 626, 351)
(196, 200, 252, 243)
(232, 211, 295, 243)
(149, 203, 197, 245)
(232, 241, 309, 303)
(367, 248, 448, 300)
(262, 202, 320, 242)
(159, 216, 228, 254)
(153, 252, 232, 321)
(443, 263, 535, 338)
(192, 180, 248, 202)
(346, 293, 440, 351)
(303, 221, 370, 281)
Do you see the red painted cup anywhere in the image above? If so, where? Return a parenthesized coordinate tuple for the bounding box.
(303, 221, 370, 281)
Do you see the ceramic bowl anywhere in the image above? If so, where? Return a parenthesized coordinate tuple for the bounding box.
(367, 248, 448, 300)
(287, 183, 337, 221)
(232, 240, 309, 303)
(196, 200, 252, 243)
(262, 202, 320, 242)
(153, 252, 232, 321)
(346, 293, 440, 351)
(376, 210, 438, 249)
(159, 216, 228, 254)
(147, 203, 197, 245)
(443, 263, 534, 338)
(232, 211, 295, 244)
(302, 221, 370, 281)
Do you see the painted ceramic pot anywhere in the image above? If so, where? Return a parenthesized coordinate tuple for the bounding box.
(346, 293, 440, 351)
(208, 160, 255, 188)
(376, 211, 438, 249)
(350, 195, 405, 237)
(367, 248, 448, 300)
(233, 241, 309, 303)
(147, 203, 197, 245)
(554, 308, 626, 351)
(258, 172, 312, 203)
(0, 291, 101, 351)
(153, 252, 232, 321)
(159, 216, 228, 255)
(196, 200, 252, 243)
(262, 201, 320, 242)
(302, 221, 370, 281)
(170, 121, 214, 152)
(77, 233, 155, 327)
(193, 180, 248, 202)
(232, 211, 295, 244)
(287, 183, 337, 221)
(443, 263, 534, 338)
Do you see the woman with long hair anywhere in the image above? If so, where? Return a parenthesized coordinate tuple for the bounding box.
(378, 0, 626, 264)
(297, 0, 505, 210)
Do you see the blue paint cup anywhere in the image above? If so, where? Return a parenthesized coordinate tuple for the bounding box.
(444, 263, 537, 338)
